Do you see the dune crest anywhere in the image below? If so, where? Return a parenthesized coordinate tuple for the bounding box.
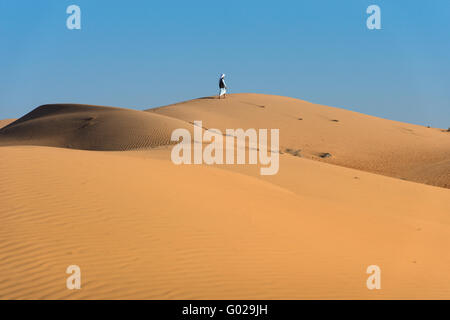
(1, 94, 449, 188)
(0, 104, 193, 151)
(0, 119, 16, 130)
(148, 93, 450, 188)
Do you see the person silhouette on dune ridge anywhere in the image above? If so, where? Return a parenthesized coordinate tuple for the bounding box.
(218, 74, 227, 99)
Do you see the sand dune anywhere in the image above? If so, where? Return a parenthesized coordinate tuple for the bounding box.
(0, 119, 16, 130)
(1, 93, 450, 299)
(2, 95, 449, 187)
(0, 104, 193, 150)
(149, 94, 450, 188)
(1, 146, 450, 299)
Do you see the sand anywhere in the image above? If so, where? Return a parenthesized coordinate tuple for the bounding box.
(0, 119, 16, 130)
(0, 94, 449, 299)
(148, 94, 450, 189)
(0, 104, 193, 150)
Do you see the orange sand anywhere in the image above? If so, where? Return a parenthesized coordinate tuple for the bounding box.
(0, 94, 449, 299)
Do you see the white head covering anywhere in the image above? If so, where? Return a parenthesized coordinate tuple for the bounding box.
(220, 74, 225, 79)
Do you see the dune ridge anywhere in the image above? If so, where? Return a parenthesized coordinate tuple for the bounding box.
(148, 93, 450, 189)
(2, 94, 449, 187)
(0, 104, 193, 151)
(0, 119, 16, 130)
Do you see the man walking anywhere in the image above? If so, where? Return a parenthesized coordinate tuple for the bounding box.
(219, 74, 227, 99)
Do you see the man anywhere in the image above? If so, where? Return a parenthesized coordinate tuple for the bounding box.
(219, 74, 227, 99)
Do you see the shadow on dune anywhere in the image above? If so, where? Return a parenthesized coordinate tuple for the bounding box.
(0, 103, 193, 151)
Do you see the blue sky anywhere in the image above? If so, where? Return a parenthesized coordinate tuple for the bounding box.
(0, 0, 449, 127)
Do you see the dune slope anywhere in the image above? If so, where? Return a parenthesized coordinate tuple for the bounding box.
(0, 104, 193, 151)
(148, 93, 450, 188)
(1, 94, 450, 299)
(0, 146, 450, 299)
(0, 119, 16, 130)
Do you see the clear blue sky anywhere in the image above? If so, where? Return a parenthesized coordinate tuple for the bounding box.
(1, 0, 449, 127)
